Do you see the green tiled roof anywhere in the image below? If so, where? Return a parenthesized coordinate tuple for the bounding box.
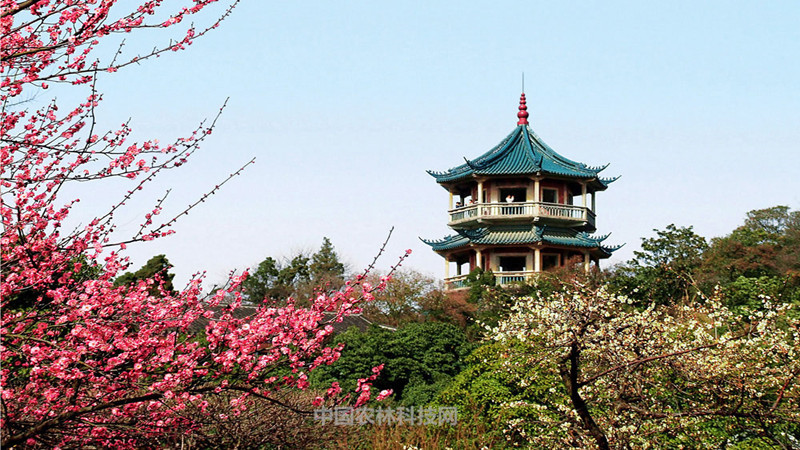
(420, 225, 622, 257)
(427, 124, 618, 187)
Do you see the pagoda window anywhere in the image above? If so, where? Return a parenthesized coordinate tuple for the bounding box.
(454, 194, 467, 208)
(542, 188, 558, 204)
(498, 256, 526, 272)
(499, 188, 526, 203)
(542, 253, 560, 270)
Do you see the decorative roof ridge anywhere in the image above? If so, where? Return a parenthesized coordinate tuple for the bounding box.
(525, 126, 597, 176)
(520, 126, 544, 169)
(467, 126, 524, 168)
(427, 127, 520, 180)
(534, 224, 546, 240)
(463, 157, 480, 170)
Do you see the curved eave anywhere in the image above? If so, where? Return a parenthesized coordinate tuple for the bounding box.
(420, 228, 490, 252)
(420, 235, 470, 252)
(585, 231, 611, 242)
(599, 176, 620, 187)
(585, 163, 610, 173)
(421, 226, 622, 254)
(419, 233, 478, 252)
(584, 175, 619, 192)
(597, 243, 625, 258)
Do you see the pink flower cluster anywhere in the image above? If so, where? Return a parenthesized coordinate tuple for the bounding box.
(1, 1, 407, 448)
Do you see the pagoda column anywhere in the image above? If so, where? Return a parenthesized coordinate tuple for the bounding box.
(449, 189, 454, 210)
(591, 192, 596, 212)
(533, 178, 541, 215)
(534, 248, 541, 272)
(445, 258, 450, 278)
(581, 182, 587, 207)
(477, 180, 484, 204)
(583, 250, 590, 273)
(475, 249, 483, 268)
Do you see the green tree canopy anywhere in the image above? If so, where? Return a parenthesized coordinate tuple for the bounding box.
(609, 224, 707, 304)
(114, 254, 176, 296)
(241, 237, 349, 304)
(310, 237, 346, 284)
(701, 206, 800, 284)
(360, 268, 456, 327)
(241, 254, 310, 303)
(696, 206, 800, 310)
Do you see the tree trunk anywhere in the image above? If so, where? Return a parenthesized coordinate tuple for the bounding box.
(559, 343, 609, 450)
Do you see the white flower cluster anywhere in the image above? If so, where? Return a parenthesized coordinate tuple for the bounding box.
(484, 281, 800, 447)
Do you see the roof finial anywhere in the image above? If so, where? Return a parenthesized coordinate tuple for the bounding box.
(517, 91, 529, 125)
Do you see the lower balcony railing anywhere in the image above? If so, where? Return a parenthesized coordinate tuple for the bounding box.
(446, 274, 470, 289)
(449, 202, 595, 227)
(445, 271, 537, 289)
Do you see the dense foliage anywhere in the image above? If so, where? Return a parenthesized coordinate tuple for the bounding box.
(610, 206, 800, 311)
(436, 341, 568, 444)
(311, 322, 474, 406)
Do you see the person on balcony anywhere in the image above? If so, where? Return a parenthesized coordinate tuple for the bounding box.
(503, 195, 516, 215)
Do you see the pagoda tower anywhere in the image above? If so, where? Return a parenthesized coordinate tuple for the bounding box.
(422, 93, 621, 289)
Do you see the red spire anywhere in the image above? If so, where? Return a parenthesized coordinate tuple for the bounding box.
(517, 92, 529, 125)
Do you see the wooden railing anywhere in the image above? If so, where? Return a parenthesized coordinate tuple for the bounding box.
(495, 271, 531, 285)
(444, 271, 537, 289)
(449, 202, 594, 227)
(445, 274, 470, 289)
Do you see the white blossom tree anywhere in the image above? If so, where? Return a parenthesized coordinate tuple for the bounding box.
(489, 283, 800, 448)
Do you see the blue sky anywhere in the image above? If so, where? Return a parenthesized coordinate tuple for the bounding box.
(67, 1, 800, 286)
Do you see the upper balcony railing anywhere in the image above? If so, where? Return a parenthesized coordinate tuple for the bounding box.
(444, 271, 536, 290)
(448, 201, 595, 228)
